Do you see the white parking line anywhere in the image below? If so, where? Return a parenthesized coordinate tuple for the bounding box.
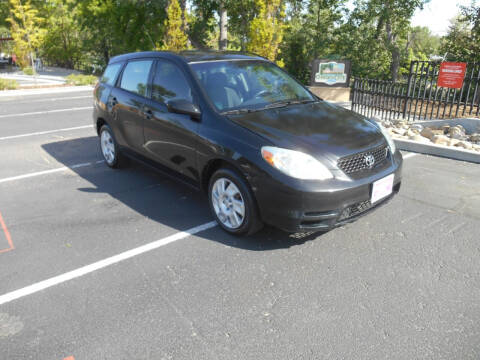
(14, 95, 92, 104)
(0, 150, 423, 305)
(0, 161, 104, 184)
(0, 106, 93, 119)
(0, 125, 92, 141)
(0, 221, 217, 306)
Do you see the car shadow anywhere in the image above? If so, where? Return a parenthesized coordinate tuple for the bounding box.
(41, 136, 325, 251)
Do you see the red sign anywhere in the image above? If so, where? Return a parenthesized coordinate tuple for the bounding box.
(437, 62, 467, 89)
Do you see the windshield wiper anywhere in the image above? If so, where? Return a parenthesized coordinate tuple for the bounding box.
(262, 99, 316, 110)
(222, 99, 317, 115)
(222, 108, 258, 115)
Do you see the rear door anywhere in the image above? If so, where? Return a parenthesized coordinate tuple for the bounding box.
(109, 59, 153, 152)
(143, 59, 200, 180)
(94, 62, 123, 123)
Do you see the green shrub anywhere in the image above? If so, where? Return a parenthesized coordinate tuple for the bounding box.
(0, 79, 19, 90)
(66, 74, 98, 86)
(22, 67, 34, 75)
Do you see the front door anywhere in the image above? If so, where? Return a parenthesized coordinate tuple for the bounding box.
(143, 59, 199, 180)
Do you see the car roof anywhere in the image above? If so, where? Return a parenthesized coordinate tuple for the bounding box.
(108, 50, 267, 65)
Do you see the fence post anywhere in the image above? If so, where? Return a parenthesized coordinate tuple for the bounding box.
(402, 61, 415, 120)
(351, 78, 356, 112)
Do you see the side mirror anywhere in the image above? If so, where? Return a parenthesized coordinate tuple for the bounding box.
(166, 99, 201, 120)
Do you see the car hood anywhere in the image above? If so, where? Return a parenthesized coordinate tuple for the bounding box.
(227, 101, 386, 166)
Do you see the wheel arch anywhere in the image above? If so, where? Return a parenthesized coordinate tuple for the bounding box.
(201, 158, 254, 194)
(96, 117, 107, 135)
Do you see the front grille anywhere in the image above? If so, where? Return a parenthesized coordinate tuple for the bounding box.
(337, 145, 389, 175)
(338, 200, 372, 221)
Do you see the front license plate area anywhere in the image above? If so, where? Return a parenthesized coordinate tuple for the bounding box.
(371, 174, 394, 204)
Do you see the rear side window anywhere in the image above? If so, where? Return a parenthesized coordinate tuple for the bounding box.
(119, 60, 153, 97)
(101, 63, 122, 86)
(151, 60, 192, 103)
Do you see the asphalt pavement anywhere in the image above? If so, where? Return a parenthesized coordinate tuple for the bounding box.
(0, 89, 479, 360)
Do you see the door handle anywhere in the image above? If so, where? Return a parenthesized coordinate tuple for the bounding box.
(109, 97, 118, 107)
(143, 108, 153, 120)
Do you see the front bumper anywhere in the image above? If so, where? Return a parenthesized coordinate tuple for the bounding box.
(252, 151, 403, 233)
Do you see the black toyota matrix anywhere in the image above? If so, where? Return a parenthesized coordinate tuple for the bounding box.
(93, 51, 402, 235)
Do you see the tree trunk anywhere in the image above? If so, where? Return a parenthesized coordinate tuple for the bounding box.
(179, 0, 187, 33)
(390, 46, 400, 82)
(218, 1, 228, 50)
(102, 38, 110, 66)
(385, 18, 400, 82)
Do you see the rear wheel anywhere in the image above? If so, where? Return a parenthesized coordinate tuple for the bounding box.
(209, 168, 263, 235)
(99, 125, 125, 168)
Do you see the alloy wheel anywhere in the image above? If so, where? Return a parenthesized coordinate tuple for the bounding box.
(211, 177, 246, 229)
(101, 130, 116, 165)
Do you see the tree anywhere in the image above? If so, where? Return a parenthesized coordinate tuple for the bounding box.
(441, 4, 480, 63)
(77, 0, 167, 67)
(0, 0, 10, 28)
(7, 0, 44, 69)
(226, 0, 257, 51)
(40, 0, 82, 69)
(365, 0, 428, 81)
(281, 0, 346, 83)
(247, 0, 285, 64)
(334, 3, 391, 79)
(162, 0, 188, 51)
(188, 0, 217, 49)
(218, 0, 227, 50)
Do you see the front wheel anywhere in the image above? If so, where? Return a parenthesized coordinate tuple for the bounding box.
(209, 168, 263, 236)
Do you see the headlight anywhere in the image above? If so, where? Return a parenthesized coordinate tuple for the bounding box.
(261, 146, 333, 180)
(378, 123, 396, 154)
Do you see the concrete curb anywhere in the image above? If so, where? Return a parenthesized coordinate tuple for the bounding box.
(0, 86, 94, 98)
(394, 138, 480, 164)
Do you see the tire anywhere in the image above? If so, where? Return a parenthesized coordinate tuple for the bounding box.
(208, 167, 263, 236)
(99, 124, 126, 168)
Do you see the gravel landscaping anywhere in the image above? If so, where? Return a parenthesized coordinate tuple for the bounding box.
(380, 118, 480, 152)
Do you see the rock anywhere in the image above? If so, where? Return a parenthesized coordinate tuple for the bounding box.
(449, 125, 466, 140)
(391, 127, 407, 136)
(432, 134, 450, 146)
(420, 127, 436, 140)
(448, 138, 460, 147)
(469, 133, 480, 143)
(382, 120, 392, 128)
(410, 124, 424, 132)
(406, 129, 416, 137)
(432, 129, 445, 136)
(440, 125, 450, 134)
(409, 134, 431, 143)
(473, 144, 480, 152)
(393, 120, 407, 128)
(454, 141, 473, 150)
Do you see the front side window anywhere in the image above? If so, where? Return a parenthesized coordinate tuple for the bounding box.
(151, 60, 193, 103)
(120, 60, 153, 97)
(191, 60, 314, 112)
(101, 63, 122, 86)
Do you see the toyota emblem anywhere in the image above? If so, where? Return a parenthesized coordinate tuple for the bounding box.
(364, 154, 375, 168)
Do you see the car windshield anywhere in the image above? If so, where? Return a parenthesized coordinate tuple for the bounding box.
(190, 60, 316, 113)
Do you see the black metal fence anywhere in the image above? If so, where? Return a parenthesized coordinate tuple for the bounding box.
(352, 61, 480, 121)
